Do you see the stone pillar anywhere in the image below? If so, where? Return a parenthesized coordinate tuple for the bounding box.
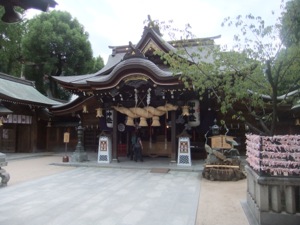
(271, 186, 282, 213)
(285, 186, 296, 214)
(257, 184, 269, 211)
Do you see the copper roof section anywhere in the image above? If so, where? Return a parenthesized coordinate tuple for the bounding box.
(0, 72, 61, 107)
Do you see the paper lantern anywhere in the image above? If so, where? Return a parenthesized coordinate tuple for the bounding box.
(106, 110, 113, 128)
(188, 100, 200, 127)
(151, 116, 161, 126)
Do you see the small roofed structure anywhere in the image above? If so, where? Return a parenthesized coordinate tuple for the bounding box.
(0, 72, 61, 152)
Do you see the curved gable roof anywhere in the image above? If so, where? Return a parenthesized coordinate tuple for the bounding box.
(53, 57, 180, 91)
(86, 58, 179, 88)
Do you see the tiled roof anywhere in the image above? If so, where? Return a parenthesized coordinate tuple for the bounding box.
(52, 57, 177, 88)
(0, 105, 12, 114)
(87, 58, 174, 83)
(0, 73, 61, 106)
(52, 26, 219, 88)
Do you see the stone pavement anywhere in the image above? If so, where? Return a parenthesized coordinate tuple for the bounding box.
(0, 152, 250, 225)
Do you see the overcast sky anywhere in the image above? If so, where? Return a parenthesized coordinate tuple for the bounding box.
(25, 0, 285, 63)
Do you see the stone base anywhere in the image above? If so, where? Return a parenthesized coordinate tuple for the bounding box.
(202, 166, 246, 181)
(245, 165, 300, 225)
(62, 155, 69, 163)
(0, 168, 10, 187)
(71, 151, 88, 162)
(0, 152, 8, 166)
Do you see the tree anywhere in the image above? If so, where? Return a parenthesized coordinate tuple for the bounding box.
(0, 7, 25, 76)
(278, 0, 300, 94)
(157, 0, 300, 136)
(280, 0, 300, 47)
(21, 10, 95, 98)
(92, 55, 105, 72)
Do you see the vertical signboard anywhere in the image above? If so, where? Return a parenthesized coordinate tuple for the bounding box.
(177, 136, 192, 166)
(98, 135, 112, 163)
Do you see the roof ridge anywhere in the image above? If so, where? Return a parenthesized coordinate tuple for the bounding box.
(0, 72, 35, 87)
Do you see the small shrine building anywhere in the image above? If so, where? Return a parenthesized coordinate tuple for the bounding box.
(0, 72, 61, 152)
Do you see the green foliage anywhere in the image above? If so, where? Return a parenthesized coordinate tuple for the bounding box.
(21, 10, 94, 98)
(280, 0, 300, 47)
(92, 55, 105, 72)
(156, 0, 300, 135)
(279, 0, 300, 94)
(0, 8, 25, 75)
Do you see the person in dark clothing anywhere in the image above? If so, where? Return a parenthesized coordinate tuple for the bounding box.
(133, 133, 143, 162)
(128, 131, 137, 160)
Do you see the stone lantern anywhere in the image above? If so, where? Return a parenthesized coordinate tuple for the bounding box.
(71, 121, 88, 162)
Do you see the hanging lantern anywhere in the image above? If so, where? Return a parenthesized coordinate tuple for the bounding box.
(182, 105, 189, 116)
(106, 110, 113, 128)
(0, 118, 3, 126)
(83, 105, 88, 113)
(126, 117, 135, 126)
(134, 89, 138, 105)
(211, 119, 220, 135)
(139, 117, 148, 127)
(295, 118, 300, 126)
(188, 100, 200, 127)
(151, 116, 160, 126)
(96, 108, 104, 118)
(147, 88, 151, 106)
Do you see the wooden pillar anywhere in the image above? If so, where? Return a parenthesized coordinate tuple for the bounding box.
(46, 127, 50, 151)
(30, 113, 38, 152)
(112, 109, 118, 162)
(170, 111, 176, 162)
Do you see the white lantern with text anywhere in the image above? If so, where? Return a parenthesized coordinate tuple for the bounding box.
(188, 100, 200, 127)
